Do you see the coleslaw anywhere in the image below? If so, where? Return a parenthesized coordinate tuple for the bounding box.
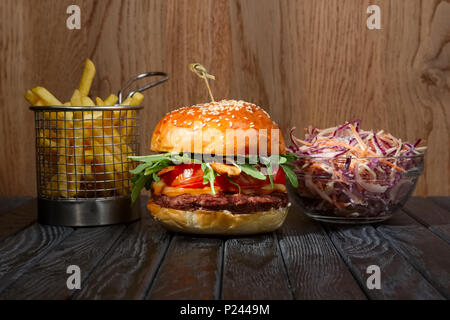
(289, 120, 426, 221)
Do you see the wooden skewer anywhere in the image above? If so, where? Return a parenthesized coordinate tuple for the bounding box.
(189, 63, 215, 102)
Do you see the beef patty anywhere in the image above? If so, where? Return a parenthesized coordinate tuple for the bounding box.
(151, 192, 289, 214)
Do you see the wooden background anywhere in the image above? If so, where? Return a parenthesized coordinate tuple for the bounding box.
(0, 0, 449, 196)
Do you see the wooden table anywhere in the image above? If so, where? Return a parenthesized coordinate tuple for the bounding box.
(0, 194, 448, 300)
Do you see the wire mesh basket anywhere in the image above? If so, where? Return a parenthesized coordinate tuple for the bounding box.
(30, 105, 142, 226)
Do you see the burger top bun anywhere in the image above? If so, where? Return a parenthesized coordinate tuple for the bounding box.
(150, 100, 286, 156)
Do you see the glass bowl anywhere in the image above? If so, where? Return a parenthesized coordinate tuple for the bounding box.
(293, 155, 424, 223)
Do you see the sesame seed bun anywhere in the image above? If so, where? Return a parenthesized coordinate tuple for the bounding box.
(150, 100, 286, 156)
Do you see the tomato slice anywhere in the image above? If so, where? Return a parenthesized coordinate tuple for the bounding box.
(273, 166, 286, 185)
(160, 163, 286, 190)
(161, 164, 204, 188)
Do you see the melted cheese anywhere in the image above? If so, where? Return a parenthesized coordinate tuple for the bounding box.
(241, 184, 287, 195)
(151, 180, 287, 196)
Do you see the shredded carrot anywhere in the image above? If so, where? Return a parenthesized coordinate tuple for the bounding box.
(313, 140, 406, 172)
(295, 138, 313, 146)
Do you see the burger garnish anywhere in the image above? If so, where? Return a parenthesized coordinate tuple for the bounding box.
(130, 152, 298, 204)
(129, 99, 298, 235)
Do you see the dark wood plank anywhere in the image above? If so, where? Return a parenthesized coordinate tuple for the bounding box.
(0, 199, 37, 241)
(403, 197, 450, 243)
(0, 224, 72, 294)
(277, 196, 366, 300)
(430, 197, 450, 211)
(222, 233, 292, 300)
(0, 225, 126, 299)
(0, 196, 32, 215)
(74, 198, 171, 299)
(324, 224, 444, 299)
(377, 211, 450, 298)
(147, 236, 223, 300)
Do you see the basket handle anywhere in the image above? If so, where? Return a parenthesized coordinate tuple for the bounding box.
(117, 72, 168, 104)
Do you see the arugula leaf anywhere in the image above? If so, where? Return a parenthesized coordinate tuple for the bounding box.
(265, 161, 275, 188)
(280, 163, 298, 188)
(237, 164, 266, 180)
(225, 176, 241, 194)
(172, 153, 202, 164)
(129, 162, 150, 175)
(129, 154, 175, 204)
(280, 153, 298, 163)
(152, 172, 160, 182)
(202, 163, 217, 195)
(131, 173, 151, 205)
(128, 153, 172, 162)
(259, 156, 275, 188)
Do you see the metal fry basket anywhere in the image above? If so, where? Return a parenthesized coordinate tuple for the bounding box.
(30, 72, 168, 226)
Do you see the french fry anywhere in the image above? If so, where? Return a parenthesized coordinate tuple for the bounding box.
(70, 89, 82, 105)
(70, 89, 83, 120)
(78, 58, 96, 96)
(95, 97, 104, 106)
(121, 92, 144, 142)
(31, 86, 73, 126)
(52, 155, 70, 198)
(102, 94, 119, 123)
(38, 130, 58, 149)
(37, 129, 59, 170)
(43, 174, 59, 197)
(92, 127, 133, 172)
(131, 92, 144, 106)
(104, 94, 118, 106)
(81, 96, 103, 124)
(32, 86, 62, 106)
(25, 90, 40, 105)
(93, 137, 124, 174)
(121, 97, 133, 106)
(81, 96, 95, 106)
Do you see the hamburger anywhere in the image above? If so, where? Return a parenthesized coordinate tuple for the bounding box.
(130, 99, 298, 235)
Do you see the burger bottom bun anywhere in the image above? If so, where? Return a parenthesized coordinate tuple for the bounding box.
(147, 200, 289, 235)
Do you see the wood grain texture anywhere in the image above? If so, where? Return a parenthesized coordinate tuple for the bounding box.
(0, 199, 37, 241)
(430, 196, 450, 211)
(222, 234, 292, 300)
(377, 211, 450, 298)
(277, 193, 366, 299)
(0, 225, 125, 299)
(404, 197, 450, 243)
(74, 198, 171, 299)
(147, 236, 223, 300)
(0, 196, 32, 215)
(0, 0, 448, 196)
(0, 224, 72, 294)
(324, 224, 444, 299)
